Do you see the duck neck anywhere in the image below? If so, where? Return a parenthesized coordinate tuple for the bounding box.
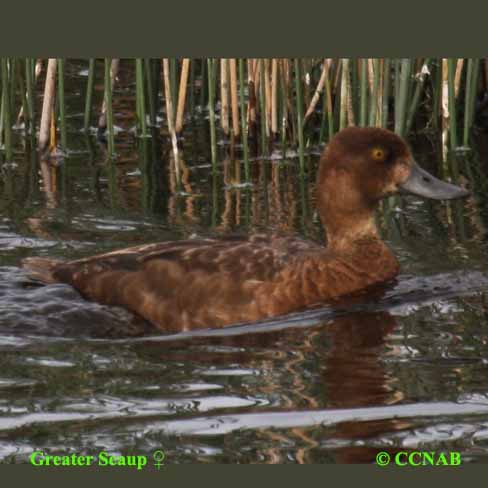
(316, 165, 380, 251)
(316, 152, 389, 251)
(322, 205, 379, 251)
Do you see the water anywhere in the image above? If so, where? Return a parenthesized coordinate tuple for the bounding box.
(1, 61, 488, 463)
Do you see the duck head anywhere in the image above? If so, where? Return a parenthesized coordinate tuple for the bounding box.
(317, 127, 469, 249)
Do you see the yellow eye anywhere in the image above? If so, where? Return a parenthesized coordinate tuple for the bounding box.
(371, 148, 385, 161)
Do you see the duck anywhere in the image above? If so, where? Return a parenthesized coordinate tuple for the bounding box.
(22, 127, 469, 333)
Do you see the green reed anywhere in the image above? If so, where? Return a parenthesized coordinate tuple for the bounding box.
(57, 58, 67, 150)
(324, 61, 334, 140)
(1, 58, 12, 161)
(294, 58, 305, 172)
(207, 59, 217, 171)
(259, 60, 268, 155)
(431, 60, 442, 130)
(238, 58, 250, 180)
(135, 58, 147, 137)
(381, 58, 390, 128)
(25, 58, 35, 132)
(84, 59, 95, 131)
(359, 59, 368, 127)
(104, 58, 115, 156)
(16, 60, 29, 132)
(447, 58, 458, 150)
(8, 59, 15, 120)
(394, 59, 411, 136)
(463, 58, 480, 147)
(144, 59, 157, 127)
(405, 58, 431, 134)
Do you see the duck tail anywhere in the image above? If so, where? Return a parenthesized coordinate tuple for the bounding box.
(22, 257, 62, 284)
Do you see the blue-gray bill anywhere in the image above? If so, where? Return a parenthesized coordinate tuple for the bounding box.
(399, 162, 470, 200)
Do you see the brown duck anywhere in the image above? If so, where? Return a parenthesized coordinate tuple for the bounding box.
(23, 127, 469, 332)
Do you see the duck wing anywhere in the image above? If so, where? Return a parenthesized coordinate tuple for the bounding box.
(22, 234, 323, 330)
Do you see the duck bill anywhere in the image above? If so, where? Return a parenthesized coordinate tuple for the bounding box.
(399, 162, 469, 200)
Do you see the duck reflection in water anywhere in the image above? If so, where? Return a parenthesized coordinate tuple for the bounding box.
(137, 308, 414, 464)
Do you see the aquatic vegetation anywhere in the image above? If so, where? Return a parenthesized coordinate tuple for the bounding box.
(0, 58, 485, 172)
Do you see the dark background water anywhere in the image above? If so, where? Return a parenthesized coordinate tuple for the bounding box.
(1, 61, 488, 463)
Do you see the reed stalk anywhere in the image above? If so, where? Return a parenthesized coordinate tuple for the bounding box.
(83, 59, 95, 131)
(304, 59, 328, 121)
(349, 59, 358, 115)
(339, 59, 349, 130)
(38, 58, 57, 152)
(264, 59, 272, 138)
(207, 58, 217, 171)
(394, 58, 411, 136)
(394, 60, 400, 101)
(1, 58, 12, 161)
(346, 61, 355, 126)
(454, 59, 464, 99)
(247, 59, 257, 135)
(447, 58, 458, 151)
(0, 67, 5, 148)
(330, 61, 339, 98)
(57, 58, 67, 149)
(471, 58, 481, 124)
(318, 92, 327, 144)
(170, 59, 177, 108)
(359, 59, 368, 126)
(189, 59, 196, 120)
(175, 58, 190, 134)
(104, 58, 115, 157)
(220, 58, 229, 136)
(16, 60, 30, 131)
(271, 58, 278, 136)
(98, 59, 119, 134)
(49, 105, 56, 153)
(294, 58, 305, 172)
(144, 59, 157, 127)
(238, 58, 250, 180)
(463, 58, 480, 146)
(9, 59, 15, 119)
(163, 58, 179, 182)
(463, 59, 474, 146)
(324, 60, 334, 140)
(441, 59, 449, 158)
(135, 58, 147, 137)
(259, 59, 268, 153)
(376, 59, 384, 127)
(25, 58, 36, 131)
(199, 60, 207, 109)
(278, 59, 288, 148)
(35, 59, 42, 79)
(281, 59, 295, 144)
(229, 58, 240, 139)
(381, 58, 390, 128)
(162, 58, 176, 135)
(405, 58, 431, 134)
(368, 59, 380, 126)
(316, 59, 330, 144)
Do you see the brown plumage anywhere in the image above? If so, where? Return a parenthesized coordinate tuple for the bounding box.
(22, 127, 469, 332)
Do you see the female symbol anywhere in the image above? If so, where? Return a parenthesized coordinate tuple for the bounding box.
(153, 450, 166, 469)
